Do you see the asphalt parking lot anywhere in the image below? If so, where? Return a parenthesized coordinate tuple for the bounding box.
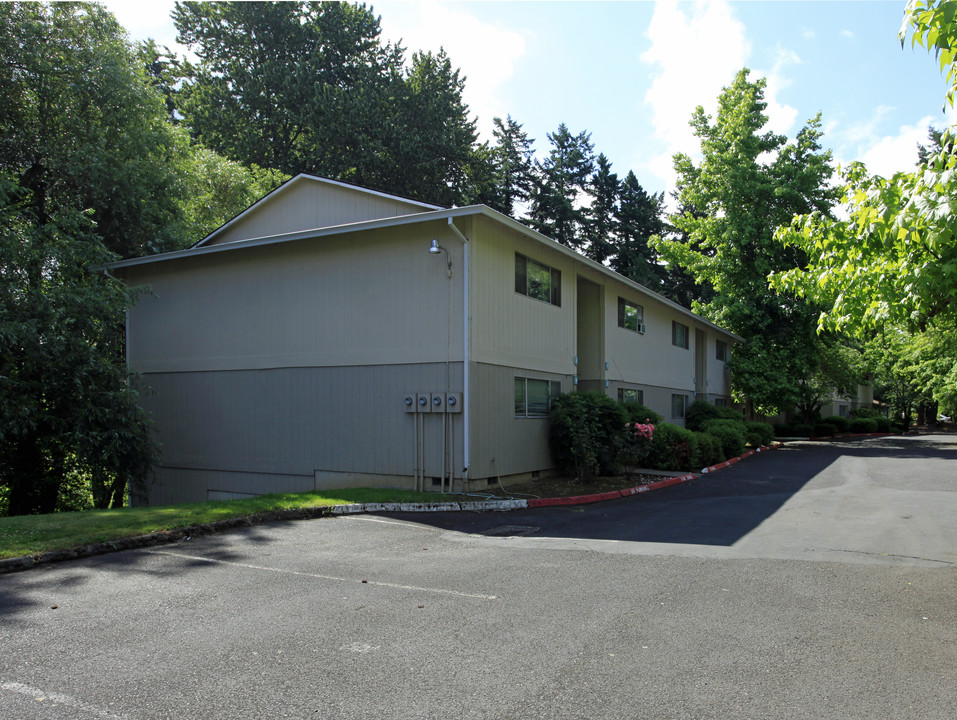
(1, 435, 955, 719)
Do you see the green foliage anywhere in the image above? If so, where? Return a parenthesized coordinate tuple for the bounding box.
(693, 432, 724, 466)
(772, 3, 957, 421)
(792, 423, 815, 437)
(548, 392, 626, 482)
(773, 423, 794, 437)
(610, 171, 668, 292)
(173, 1, 478, 207)
(528, 123, 595, 249)
(0, 3, 178, 515)
(646, 422, 698, 471)
(814, 423, 837, 437)
(620, 403, 663, 425)
(483, 115, 536, 217)
(849, 417, 879, 433)
(700, 419, 746, 458)
(685, 399, 745, 432)
(654, 69, 839, 414)
(744, 421, 775, 447)
(823, 415, 850, 433)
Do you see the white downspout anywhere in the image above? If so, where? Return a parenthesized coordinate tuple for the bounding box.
(447, 217, 470, 483)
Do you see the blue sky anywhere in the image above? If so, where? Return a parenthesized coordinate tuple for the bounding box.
(105, 0, 952, 198)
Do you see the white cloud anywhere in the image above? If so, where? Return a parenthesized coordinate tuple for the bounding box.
(758, 45, 801, 135)
(856, 117, 937, 176)
(377, 1, 527, 140)
(640, 0, 751, 190)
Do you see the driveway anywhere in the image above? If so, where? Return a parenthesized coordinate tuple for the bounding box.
(1, 435, 954, 719)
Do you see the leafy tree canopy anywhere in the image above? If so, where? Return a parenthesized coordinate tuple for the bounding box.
(773, 0, 957, 335)
(653, 69, 842, 414)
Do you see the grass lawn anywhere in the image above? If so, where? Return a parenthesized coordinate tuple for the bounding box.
(0, 487, 459, 560)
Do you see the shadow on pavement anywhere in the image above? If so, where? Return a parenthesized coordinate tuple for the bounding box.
(379, 435, 955, 547)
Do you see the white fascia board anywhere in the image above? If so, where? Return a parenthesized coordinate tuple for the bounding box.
(104, 207, 472, 272)
(106, 200, 741, 343)
(191, 173, 444, 249)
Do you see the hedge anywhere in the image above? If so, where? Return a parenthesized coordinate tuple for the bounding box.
(700, 419, 746, 458)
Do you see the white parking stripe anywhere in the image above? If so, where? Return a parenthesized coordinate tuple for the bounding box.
(1, 681, 132, 720)
(145, 550, 497, 600)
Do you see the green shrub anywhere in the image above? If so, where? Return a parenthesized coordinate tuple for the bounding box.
(646, 422, 698, 471)
(814, 422, 837, 437)
(874, 416, 892, 432)
(685, 400, 744, 432)
(549, 392, 626, 482)
(791, 423, 815, 437)
(849, 407, 879, 419)
(744, 421, 775, 447)
(700, 419, 746, 458)
(620, 402, 663, 425)
(849, 417, 878, 433)
(685, 399, 721, 432)
(773, 423, 794, 437)
(693, 432, 724, 466)
(823, 415, 850, 433)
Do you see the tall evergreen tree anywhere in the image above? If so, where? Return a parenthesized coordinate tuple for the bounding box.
(528, 123, 594, 248)
(485, 115, 536, 217)
(582, 154, 619, 263)
(610, 170, 667, 290)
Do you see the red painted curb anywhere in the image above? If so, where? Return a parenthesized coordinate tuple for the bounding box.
(527, 443, 784, 509)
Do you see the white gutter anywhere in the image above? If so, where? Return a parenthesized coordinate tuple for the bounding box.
(446, 217, 470, 480)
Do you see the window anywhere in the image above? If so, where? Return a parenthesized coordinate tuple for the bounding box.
(839, 405, 849, 418)
(716, 340, 728, 361)
(618, 298, 645, 333)
(515, 253, 561, 306)
(715, 398, 728, 407)
(671, 393, 688, 419)
(618, 388, 644, 405)
(515, 377, 562, 417)
(672, 321, 689, 349)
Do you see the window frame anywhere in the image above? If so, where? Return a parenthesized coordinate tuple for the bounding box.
(617, 297, 645, 333)
(514, 377, 562, 418)
(672, 321, 689, 349)
(716, 340, 728, 362)
(618, 388, 644, 405)
(671, 393, 688, 419)
(515, 253, 561, 307)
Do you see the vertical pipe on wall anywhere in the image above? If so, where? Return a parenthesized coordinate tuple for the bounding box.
(446, 217, 470, 483)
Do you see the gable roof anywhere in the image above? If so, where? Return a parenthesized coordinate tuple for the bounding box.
(107, 176, 742, 342)
(193, 174, 443, 249)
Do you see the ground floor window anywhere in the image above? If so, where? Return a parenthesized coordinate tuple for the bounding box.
(839, 405, 849, 417)
(672, 393, 688, 419)
(515, 377, 562, 417)
(715, 397, 728, 407)
(618, 388, 644, 405)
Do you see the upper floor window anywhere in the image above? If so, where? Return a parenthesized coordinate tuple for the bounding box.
(716, 340, 728, 361)
(515, 253, 561, 306)
(672, 321, 689, 349)
(618, 298, 645, 333)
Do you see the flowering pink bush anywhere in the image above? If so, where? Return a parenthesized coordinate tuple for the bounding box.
(621, 421, 655, 477)
(629, 421, 655, 441)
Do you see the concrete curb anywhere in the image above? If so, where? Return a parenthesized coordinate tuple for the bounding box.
(0, 443, 784, 575)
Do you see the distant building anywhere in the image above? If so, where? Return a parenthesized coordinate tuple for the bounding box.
(108, 175, 741, 505)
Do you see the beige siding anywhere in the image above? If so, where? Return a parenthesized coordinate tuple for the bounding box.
(467, 362, 566, 480)
(139, 362, 464, 504)
(126, 223, 464, 373)
(469, 217, 576, 375)
(206, 177, 432, 246)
